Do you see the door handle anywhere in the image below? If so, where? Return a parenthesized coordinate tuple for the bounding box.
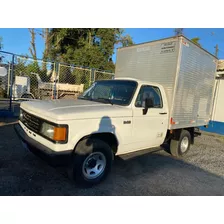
(159, 112, 167, 115)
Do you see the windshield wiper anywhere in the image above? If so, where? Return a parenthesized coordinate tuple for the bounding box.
(96, 98, 113, 105)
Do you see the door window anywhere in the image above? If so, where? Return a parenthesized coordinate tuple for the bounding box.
(135, 85, 163, 108)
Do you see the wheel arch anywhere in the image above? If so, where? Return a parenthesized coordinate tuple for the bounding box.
(73, 132, 119, 155)
(170, 127, 194, 144)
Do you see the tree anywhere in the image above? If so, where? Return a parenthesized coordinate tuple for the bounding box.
(118, 34, 134, 47)
(41, 28, 52, 71)
(28, 28, 37, 60)
(47, 28, 134, 72)
(42, 29, 51, 61)
(191, 37, 201, 47)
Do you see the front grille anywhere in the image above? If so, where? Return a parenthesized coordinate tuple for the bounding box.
(21, 110, 42, 133)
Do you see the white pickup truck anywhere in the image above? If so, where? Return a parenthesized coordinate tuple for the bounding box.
(14, 35, 217, 186)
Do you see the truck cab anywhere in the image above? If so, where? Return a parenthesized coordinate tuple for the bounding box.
(15, 78, 171, 186)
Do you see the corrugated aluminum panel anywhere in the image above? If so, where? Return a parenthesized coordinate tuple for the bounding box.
(115, 37, 180, 110)
(170, 37, 217, 129)
(115, 36, 217, 130)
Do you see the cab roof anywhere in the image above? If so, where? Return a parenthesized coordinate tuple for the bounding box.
(114, 77, 163, 88)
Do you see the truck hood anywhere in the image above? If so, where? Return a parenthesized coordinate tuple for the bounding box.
(20, 99, 132, 121)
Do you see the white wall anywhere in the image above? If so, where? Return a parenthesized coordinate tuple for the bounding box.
(212, 78, 224, 122)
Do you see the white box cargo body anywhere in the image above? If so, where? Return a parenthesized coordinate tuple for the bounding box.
(115, 35, 217, 130)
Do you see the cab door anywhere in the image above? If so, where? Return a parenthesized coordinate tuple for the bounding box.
(131, 84, 168, 151)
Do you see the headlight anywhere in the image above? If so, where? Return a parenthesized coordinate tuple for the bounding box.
(40, 122, 55, 139)
(40, 122, 67, 142)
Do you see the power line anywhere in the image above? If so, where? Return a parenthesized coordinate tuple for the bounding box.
(217, 48, 224, 53)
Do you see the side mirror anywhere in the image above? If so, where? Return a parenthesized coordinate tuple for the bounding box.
(143, 98, 154, 115)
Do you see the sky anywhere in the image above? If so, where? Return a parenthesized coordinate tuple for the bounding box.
(1, 28, 224, 63)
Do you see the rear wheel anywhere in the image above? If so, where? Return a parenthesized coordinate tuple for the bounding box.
(170, 130, 191, 157)
(68, 138, 113, 187)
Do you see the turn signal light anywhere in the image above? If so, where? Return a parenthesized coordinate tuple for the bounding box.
(170, 117, 176, 125)
(53, 127, 67, 141)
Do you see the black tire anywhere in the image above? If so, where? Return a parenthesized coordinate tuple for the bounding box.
(68, 138, 114, 187)
(169, 130, 191, 157)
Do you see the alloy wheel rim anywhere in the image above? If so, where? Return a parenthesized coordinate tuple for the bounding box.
(82, 152, 106, 180)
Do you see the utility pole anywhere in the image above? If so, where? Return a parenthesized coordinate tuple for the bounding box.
(215, 44, 219, 57)
(174, 28, 184, 36)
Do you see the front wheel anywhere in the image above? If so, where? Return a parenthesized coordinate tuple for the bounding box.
(169, 130, 191, 157)
(68, 138, 113, 187)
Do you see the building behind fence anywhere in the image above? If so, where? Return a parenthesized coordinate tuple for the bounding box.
(0, 51, 114, 113)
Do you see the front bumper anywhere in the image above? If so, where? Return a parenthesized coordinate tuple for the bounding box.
(14, 123, 72, 166)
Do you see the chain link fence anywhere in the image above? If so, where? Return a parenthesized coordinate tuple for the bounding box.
(58, 64, 91, 99)
(0, 50, 114, 114)
(94, 70, 115, 82)
(14, 56, 56, 100)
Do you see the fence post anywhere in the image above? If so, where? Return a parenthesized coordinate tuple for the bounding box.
(91, 68, 95, 84)
(9, 54, 15, 112)
(53, 62, 59, 99)
(57, 62, 60, 99)
(7, 63, 11, 97)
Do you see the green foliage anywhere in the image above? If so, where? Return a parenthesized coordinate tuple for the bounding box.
(118, 34, 134, 47)
(48, 28, 134, 72)
(59, 65, 91, 90)
(59, 65, 74, 84)
(191, 37, 201, 47)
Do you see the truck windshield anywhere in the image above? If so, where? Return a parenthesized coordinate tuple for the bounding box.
(78, 80, 137, 106)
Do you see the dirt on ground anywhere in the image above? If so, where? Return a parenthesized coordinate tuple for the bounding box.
(0, 120, 224, 196)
